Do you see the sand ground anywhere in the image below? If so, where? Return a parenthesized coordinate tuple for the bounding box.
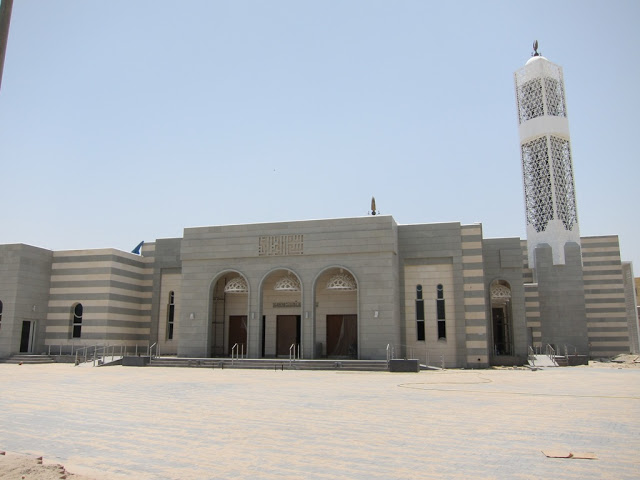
(0, 362, 638, 480)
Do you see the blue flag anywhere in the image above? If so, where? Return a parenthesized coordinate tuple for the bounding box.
(131, 241, 144, 255)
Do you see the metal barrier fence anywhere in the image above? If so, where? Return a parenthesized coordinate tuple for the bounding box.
(43, 343, 157, 366)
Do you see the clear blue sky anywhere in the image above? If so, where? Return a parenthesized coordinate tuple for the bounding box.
(1, 1, 639, 269)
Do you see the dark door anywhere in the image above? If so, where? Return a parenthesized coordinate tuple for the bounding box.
(492, 307, 512, 356)
(326, 314, 358, 358)
(276, 315, 300, 356)
(20, 321, 31, 353)
(228, 315, 247, 355)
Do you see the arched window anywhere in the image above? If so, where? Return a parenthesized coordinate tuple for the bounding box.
(167, 291, 175, 340)
(72, 303, 83, 338)
(436, 284, 446, 340)
(415, 285, 425, 341)
(0, 300, 3, 330)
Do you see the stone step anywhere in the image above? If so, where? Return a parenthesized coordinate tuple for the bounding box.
(0, 355, 55, 364)
(528, 354, 558, 368)
(148, 357, 389, 371)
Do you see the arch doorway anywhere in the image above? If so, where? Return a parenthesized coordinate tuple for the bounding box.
(490, 280, 514, 357)
(261, 269, 303, 357)
(210, 273, 249, 357)
(314, 268, 358, 359)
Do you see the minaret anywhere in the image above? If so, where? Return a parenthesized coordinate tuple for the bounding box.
(514, 42, 589, 356)
(514, 41, 580, 266)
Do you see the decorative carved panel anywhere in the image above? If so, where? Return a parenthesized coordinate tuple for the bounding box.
(258, 235, 303, 256)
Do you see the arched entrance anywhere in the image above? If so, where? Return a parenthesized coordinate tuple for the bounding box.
(314, 268, 358, 359)
(210, 272, 249, 357)
(490, 280, 514, 357)
(261, 269, 303, 357)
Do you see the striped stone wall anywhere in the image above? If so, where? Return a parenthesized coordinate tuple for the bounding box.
(622, 263, 640, 354)
(461, 224, 489, 367)
(44, 249, 153, 347)
(582, 236, 631, 357)
(524, 285, 541, 348)
(521, 240, 541, 348)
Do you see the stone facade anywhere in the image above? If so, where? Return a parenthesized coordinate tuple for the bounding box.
(1, 217, 638, 366)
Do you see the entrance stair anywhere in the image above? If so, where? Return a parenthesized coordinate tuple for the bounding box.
(527, 344, 589, 368)
(149, 357, 389, 372)
(528, 354, 558, 368)
(0, 354, 55, 365)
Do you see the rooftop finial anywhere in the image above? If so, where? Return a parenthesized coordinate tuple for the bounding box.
(532, 40, 540, 57)
(370, 196, 379, 216)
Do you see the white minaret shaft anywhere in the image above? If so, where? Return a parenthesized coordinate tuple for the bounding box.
(514, 47, 580, 266)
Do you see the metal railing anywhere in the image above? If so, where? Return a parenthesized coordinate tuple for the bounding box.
(47, 344, 81, 356)
(72, 343, 156, 367)
(74, 344, 102, 365)
(148, 342, 158, 359)
(545, 344, 556, 365)
(289, 343, 301, 366)
(528, 346, 536, 365)
(386, 343, 427, 362)
(386, 343, 468, 369)
(74, 344, 125, 367)
(231, 343, 244, 365)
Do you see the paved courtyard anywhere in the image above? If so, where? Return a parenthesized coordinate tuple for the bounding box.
(0, 363, 638, 479)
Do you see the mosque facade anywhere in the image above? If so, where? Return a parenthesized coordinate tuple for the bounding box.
(1, 49, 639, 366)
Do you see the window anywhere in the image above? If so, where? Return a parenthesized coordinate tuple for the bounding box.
(72, 303, 83, 338)
(436, 284, 446, 340)
(167, 291, 175, 340)
(415, 285, 425, 341)
(0, 300, 3, 330)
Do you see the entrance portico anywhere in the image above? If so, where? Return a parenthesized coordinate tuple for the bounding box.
(313, 267, 359, 358)
(260, 269, 303, 357)
(209, 271, 250, 357)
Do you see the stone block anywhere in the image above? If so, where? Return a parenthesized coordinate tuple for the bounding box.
(122, 356, 150, 366)
(388, 359, 420, 372)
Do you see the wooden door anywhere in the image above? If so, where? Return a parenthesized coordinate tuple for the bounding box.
(228, 315, 247, 355)
(276, 315, 300, 356)
(326, 314, 357, 358)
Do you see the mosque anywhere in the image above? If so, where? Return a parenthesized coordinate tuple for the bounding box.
(1, 46, 639, 367)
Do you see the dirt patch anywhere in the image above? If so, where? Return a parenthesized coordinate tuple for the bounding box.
(589, 354, 640, 369)
(0, 452, 96, 480)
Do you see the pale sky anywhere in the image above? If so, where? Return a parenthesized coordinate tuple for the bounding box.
(1, 1, 639, 269)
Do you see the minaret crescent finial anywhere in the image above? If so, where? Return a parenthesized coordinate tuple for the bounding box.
(532, 40, 540, 57)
